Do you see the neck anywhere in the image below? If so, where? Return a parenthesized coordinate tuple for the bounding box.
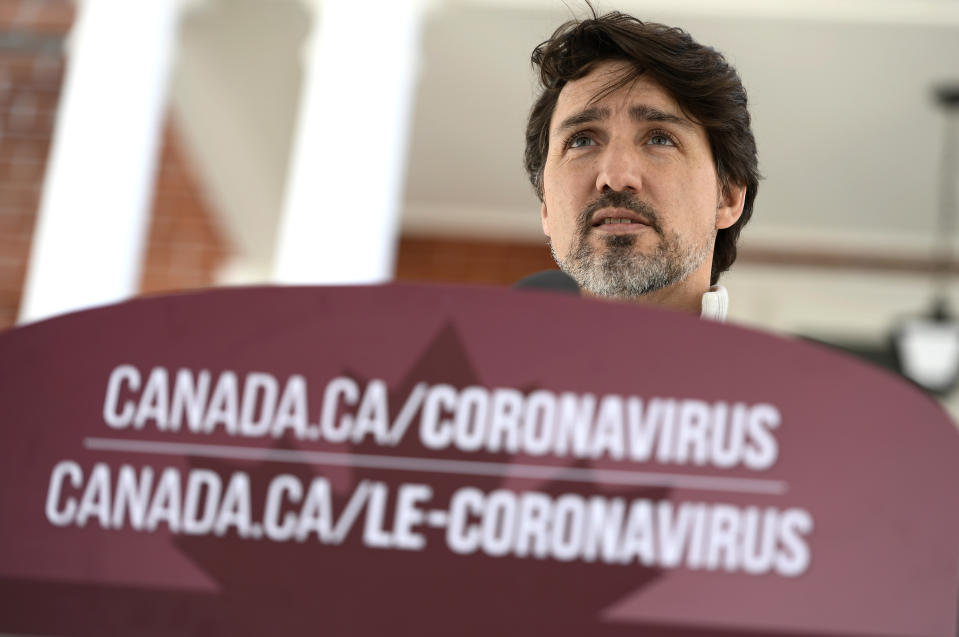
(632, 283, 707, 314)
(584, 272, 711, 314)
(636, 262, 715, 314)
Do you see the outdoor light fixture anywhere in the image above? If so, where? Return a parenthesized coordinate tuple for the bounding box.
(892, 84, 959, 395)
(894, 300, 959, 395)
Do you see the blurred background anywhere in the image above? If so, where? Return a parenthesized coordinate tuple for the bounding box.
(2, 0, 959, 419)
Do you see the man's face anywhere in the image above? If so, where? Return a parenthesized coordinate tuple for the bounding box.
(540, 60, 744, 309)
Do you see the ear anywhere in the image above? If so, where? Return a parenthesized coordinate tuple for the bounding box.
(541, 201, 551, 236)
(716, 181, 746, 230)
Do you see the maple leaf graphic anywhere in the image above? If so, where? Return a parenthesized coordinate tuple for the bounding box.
(166, 322, 673, 635)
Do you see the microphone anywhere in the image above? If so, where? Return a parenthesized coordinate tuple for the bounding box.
(513, 270, 580, 295)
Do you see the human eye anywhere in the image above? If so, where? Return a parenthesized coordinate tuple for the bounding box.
(648, 130, 677, 147)
(564, 132, 596, 150)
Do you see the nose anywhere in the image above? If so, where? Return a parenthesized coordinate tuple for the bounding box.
(595, 139, 643, 194)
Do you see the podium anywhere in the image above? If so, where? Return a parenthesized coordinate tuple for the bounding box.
(1, 284, 957, 636)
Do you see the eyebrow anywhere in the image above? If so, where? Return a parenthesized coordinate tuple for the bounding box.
(553, 104, 695, 137)
(630, 104, 696, 130)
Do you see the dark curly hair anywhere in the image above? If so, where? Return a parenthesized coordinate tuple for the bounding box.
(525, 10, 760, 285)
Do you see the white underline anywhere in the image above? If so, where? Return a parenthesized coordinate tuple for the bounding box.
(83, 438, 788, 495)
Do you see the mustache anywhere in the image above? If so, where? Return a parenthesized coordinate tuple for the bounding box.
(578, 190, 662, 235)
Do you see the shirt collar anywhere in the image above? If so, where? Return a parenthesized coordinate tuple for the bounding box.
(700, 284, 728, 322)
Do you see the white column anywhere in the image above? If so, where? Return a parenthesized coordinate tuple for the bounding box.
(18, 0, 185, 323)
(272, 0, 426, 284)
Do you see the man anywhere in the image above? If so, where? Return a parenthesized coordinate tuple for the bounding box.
(523, 10, 759, 320)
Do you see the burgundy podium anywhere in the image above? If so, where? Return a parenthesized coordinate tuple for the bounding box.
(0, 284, 957, 636)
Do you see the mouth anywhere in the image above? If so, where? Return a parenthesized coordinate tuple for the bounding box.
(590, 208, 652, 232)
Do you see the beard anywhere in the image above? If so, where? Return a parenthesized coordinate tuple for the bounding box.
(549, 191, 714, 299)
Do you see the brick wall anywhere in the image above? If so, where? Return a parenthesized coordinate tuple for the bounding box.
(140, 124, 231, 296)
(0, 0, 72, 329)
(395, 236, 556, 287)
